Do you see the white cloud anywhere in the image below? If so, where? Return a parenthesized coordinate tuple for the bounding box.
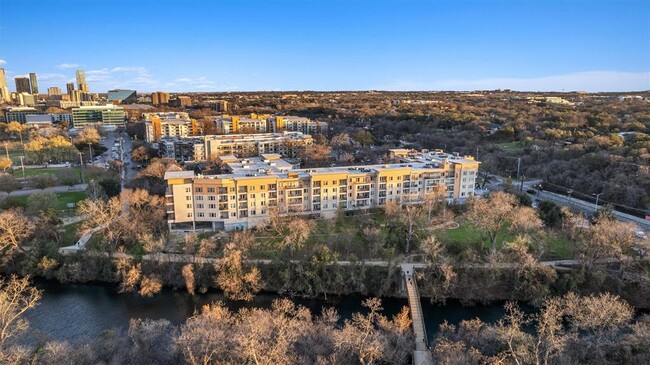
(380, 71, 650, 92)
(82, 66, 158, 91)
(0, 59, 6, 65)
(57, 63, 79, 69)
(165, 76, 219, 91)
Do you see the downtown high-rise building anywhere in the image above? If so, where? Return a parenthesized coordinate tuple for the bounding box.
(76, 70, 89, 92)
(15, 77, 31, 94)
(29, 73, 39, 94)
(0, 68, 10, 102)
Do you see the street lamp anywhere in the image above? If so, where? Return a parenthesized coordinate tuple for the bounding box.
(593, 192, 604, 212)
(78, 152, 84, 183)
(567, 189, 573, 206)
(88, 143, 93, 162)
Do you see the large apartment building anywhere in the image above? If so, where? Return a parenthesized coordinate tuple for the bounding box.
(159, 131, 313, 162)
(214, 114, 328, 135)
(164, 149, 479, 231)
(144, 112, 199, 142)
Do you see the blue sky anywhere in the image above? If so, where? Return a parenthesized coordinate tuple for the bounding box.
(0, 0, 648, 92)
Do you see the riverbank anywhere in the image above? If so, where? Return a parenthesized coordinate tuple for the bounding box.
(9, 251, 650, 309)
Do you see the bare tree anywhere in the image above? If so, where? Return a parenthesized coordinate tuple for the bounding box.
(182, 264, 195, 296)
(215, 242, 262, 301)
(465, 192, 542, 255)
(0, 209, 35, 256)
(577, 217, 636, 270)
(0, 276, 42, 362)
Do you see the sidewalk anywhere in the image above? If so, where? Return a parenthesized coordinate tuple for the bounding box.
(0, 184, 88, 197)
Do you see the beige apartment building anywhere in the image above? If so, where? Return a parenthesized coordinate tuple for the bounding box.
(158, 131, 313, 162)
(144, 112, 199, 142)
(214, 114, 328, 134)
(164, 150, 479, 231)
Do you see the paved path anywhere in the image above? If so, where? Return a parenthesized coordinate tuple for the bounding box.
(0, 184, 88, 197)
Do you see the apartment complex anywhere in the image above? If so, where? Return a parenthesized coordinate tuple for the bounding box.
(214, 114, 328, 134)
(72, 104, 126, 128)
(159, 131, 313, 162)
(164, 149, 479, 231)
(144, 112, 199, 142)
(151, 91, 170, 106)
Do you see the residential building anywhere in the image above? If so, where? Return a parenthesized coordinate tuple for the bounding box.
(14, 77, 31, 94)
(268, 115, 328, 134)
(72, 104, 126, 128)
(0, 68, 9, 102)
(213, 114, 328, 135)
(29, 73, 39, 94)
(151, 91, 170, 106)
(171, 96, 191, 107)
(107, 89, 137, 104)
(143, 112, 199, 142)
(214, 114, 270, 134)
(48, 87, 62, 98)
(164, 149, 479, 231)
(214, 100, 228, 112)
(4, 107, 46, 123)
(76, 70, 89, 92)
(18, 93, 36, 106)
(159, 131, 313, 162)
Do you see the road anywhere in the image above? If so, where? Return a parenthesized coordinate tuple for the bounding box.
(484, 175, 650, 231)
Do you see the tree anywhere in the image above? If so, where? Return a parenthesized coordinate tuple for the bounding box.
(5, 122, 27, 146)
(0, 209, 35, 256)
(26, 191, 58, 216)
(76, 127, 101, 145)
(182, 264, 195, 296)
(352, 130, 374, 146)
(0, 276, 42, 362)
(215, 242, 261, 301)
(537, 200, 565, 228)
(299, 143, 332, 167)
(0, 157, 12, 172)
(465, 192, 543, 255)
(577, 217, 636, 270)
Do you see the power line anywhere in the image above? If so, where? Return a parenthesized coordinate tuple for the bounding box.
(541, 181, 649, 214)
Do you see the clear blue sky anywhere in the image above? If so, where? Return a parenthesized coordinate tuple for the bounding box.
(1, 0, 648, 92)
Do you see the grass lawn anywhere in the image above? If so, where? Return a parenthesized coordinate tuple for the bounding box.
(7, 191, 88, 211)
(542, 232, 575, 260)
(493, 142, 523, 152)
(59, 222, 83, 246)
(16, 167, 81, 178)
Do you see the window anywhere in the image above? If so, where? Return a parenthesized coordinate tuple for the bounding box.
(207, 187, 215, 192)
(185, 187, 191, 193)
(208, 204, 216, 209)
(196, 187, 203, 193)
(208, 196, 216, 201)
(187, 212, 192, 218)
(197, 212, 204, 217)
(196, 204, 204, 209)
(186, 204, 192, 209)
(186, 196, 192, 201)
(209, 213, 217, 218)
(195, 196, 203, 201)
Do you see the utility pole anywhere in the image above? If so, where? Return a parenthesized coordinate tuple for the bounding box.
(4, 142, 8, 159)
(88, 143, 93, 162)
(78, 152, 84, 183)
(567, 189, 573, 207)
(19, 156, 25, 180)
(516, 157, 521, 181)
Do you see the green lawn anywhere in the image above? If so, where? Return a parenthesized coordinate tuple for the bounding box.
(7, 191, 87, 211)
(16, 167, 81, 178)
(493, 142, 523, 152)
(59, 222, 83, 246)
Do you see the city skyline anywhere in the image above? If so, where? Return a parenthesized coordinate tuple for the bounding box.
(0, 0, 649, 92)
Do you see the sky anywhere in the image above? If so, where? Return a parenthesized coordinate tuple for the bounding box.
(0, 0, 649, 92)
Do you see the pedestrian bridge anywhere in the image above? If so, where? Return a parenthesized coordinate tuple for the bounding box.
(401, 263, 433, 365)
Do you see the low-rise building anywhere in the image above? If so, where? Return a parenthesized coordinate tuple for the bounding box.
(164, 149, 479, 231)
(72, 104, 126, 128)
(107, 89, 137, 104)
(4, 106, 46, 123)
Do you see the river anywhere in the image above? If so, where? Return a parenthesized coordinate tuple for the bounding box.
(24, 280, 512, 346)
